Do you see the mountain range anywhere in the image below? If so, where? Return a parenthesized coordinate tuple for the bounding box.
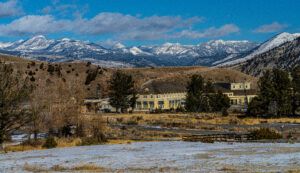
(0, 35, 257, 67)
(0, 32, 300, 76)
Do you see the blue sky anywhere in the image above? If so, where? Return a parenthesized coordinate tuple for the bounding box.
(0, 0, 299, 46)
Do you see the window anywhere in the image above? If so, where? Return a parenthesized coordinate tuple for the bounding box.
(158, 101, 164, 109)
(143, 101, 148, 109)
(136, 102, 142, 109)
(149, 101, 154, 108)
(143, 95, 147, 98)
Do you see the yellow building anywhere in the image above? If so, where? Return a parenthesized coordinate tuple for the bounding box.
(135, 92, 186, 111)
(214, 82, 257, 110)
(83, 82, 257, 113)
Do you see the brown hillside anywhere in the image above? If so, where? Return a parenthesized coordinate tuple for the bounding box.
(0, 55, 258, 98)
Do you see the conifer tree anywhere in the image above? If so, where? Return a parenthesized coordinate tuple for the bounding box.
(108, 71, 137, 113)
(248, 68, 292, 117)
(291, 66, 300, 116)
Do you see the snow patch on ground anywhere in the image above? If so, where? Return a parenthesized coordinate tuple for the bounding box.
(1, 141, 299, 172)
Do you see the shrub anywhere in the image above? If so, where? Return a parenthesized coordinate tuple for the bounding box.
(21, 139, 43, 147)
(81, 134, 107, 146)
(47, 64, 55, 75)
(85, 69, 98, 85)
(86, 61, 91, 67)
(222, 108, 229, 116)
(30, 76, 35, 82)
(126, 120, 138, 125)
(39, 63, 44, 70)
(31, 61, 36, 66)
(42, 136, 57, 149)
(249, 128, 282, 140)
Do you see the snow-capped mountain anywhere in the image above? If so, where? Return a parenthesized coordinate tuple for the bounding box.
(218, 32, 300, 66)
(0, 35, 257, 67)
(237, 35, 300, 76)
(0, 42, 13, 49)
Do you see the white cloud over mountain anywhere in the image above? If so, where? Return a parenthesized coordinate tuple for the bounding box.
(254, 22, 288, 33)
(0, 11, 240, 41)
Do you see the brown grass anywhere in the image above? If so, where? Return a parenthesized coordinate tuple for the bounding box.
(5, 138, 83, 153)
(102, 113, 300, 126)
(24, 163, 105, 172)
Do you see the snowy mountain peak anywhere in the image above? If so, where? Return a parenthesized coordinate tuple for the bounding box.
(218, 32, 300, 66)
(60, 38, 71, 42)
(129, 46, 146, 55)
(113, 42, 126, 49)
(12, 35, 54, 51)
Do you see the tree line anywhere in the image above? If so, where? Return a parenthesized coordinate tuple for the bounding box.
(247, 67, 300, 117)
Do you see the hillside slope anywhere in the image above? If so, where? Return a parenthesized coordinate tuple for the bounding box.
(1, 55, 257, 98)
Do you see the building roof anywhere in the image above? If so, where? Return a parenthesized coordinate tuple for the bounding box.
(140, 81, 257, 95)
(139, 80, 186, 94)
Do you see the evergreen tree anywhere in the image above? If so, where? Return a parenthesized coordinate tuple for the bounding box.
(248, 68, 292, 117)
(185, 75, 210, 112)
(108, 71, 137, 113)
(247, 96, 265, 116)
(291, 66, 300, 116)
(210, 90, 230, 113)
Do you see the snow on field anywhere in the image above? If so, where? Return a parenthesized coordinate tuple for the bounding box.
(0, 141, 300, 172)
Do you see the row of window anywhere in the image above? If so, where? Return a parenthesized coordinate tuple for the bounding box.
(232, 84, 249, 89)
(141, 94, 185, 99)
(136, 100, 185, 109)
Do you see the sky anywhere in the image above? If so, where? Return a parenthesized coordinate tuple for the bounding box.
(0, 0, 300, 46)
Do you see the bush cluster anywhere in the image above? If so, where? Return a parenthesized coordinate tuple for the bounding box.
(249, 128, 282, 140)
(42, 136, 57, 148)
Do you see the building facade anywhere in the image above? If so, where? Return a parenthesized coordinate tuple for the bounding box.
(83, 82, 257, 113)
(135, 92, 186, 111)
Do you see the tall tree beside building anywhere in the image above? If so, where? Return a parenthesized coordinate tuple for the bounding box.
(0, 62, 32, 149)
(248, 69, 292, 117)
(209, 90, 230, 113)
(185, 75, 210, 112)
(291, 66, 300, 116)
(108, 71, 137, 113)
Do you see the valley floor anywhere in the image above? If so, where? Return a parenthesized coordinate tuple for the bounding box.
(1, 141, 300, 173)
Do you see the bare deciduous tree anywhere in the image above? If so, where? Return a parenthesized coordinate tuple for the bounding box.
(0, 61, 32, 149)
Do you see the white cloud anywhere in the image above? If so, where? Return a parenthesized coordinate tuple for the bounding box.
(0, 15, 70, 36)
(73, 13, 202, 35)
(0, 12, 239, 41)
(0, 0, 23, 18)
(175, 24, 240, 39)
(254, 22, 288, 33)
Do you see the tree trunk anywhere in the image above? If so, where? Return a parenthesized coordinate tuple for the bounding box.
(0, 132, 4, 151)
(34, 130, 38, 141)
